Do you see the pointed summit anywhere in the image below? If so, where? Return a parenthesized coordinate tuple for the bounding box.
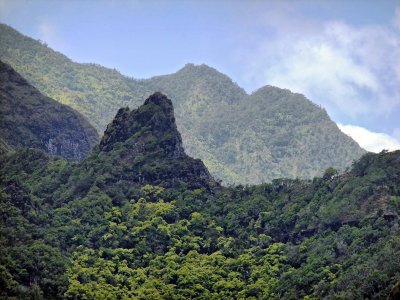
(100, 92, 184, 158)
(143, 91, 174, 110)
(96, 93, 216, 188)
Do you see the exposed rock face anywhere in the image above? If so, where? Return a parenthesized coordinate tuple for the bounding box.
(96, 92, 216, 188)
(0, 60, 98, 160)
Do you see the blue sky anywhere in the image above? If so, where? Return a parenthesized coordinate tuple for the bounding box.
(1, 0, 400, 152)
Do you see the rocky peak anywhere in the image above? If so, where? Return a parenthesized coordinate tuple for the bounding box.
(143, 91, 174, 111)
(100, 92, 185, 159)
(97, 93, 216, 188)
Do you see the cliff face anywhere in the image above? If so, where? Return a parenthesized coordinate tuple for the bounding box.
(0, 60, 98, 160)
(93, 92, 216, 189)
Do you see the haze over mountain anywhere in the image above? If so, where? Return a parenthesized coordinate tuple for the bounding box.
(0, 23, 366, 184)
(0, 93, 399, 299)
(0, 60, 98, 160)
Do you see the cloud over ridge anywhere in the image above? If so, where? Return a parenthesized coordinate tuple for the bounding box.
(237, 5, 400, 123)
(338, 123, 400, 153)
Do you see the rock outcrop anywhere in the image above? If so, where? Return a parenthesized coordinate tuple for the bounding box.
(94, 92, 216, 189)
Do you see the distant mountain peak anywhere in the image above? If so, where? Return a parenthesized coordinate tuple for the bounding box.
(179, 63, 226, 77)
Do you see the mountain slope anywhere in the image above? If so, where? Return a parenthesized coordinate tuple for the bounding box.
(0, 95, 398, 299)
(0, 24, 151, 132)
(0, 23, 366, 184)
(233, 86, 364, 180)
(144, 63, 249, 182)
(146, 67, 366, 182)
(0, 60, 98, 160)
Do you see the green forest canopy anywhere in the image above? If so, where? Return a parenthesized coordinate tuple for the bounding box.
(0, 94, 399, 299)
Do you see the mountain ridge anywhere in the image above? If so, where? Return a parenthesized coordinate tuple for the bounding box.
(0, 23, 366, 184)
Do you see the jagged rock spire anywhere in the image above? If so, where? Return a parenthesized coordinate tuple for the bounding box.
(100, 92, 184, 158)
(96, 93, 216, 189)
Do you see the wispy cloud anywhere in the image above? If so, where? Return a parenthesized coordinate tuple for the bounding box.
(38, 20, 56, 43)
(236, 5, 400, 121)
(37, 20, 68, 52)
(338, 124, 400, 152)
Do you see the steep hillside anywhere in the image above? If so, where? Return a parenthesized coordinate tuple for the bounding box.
(0, 60, 98, 160)
(234, 86, 364, 180)
(0, 137, 11, 155)
(0, 23, 366, 184)
(0, 94, 398, 299)
(0, 24, 151, 132)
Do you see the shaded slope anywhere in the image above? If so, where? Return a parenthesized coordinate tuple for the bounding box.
(0, 60, 98, 160)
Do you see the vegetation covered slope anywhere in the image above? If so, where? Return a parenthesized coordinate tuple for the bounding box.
(0, 23, 365, 184)
(147, 67, 365, 182)
(0, 93, 399, 299)
(0, 24, 151, 132)
(0, 60, 98, 160)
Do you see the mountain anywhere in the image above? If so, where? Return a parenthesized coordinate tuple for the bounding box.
(235, 86, 363, 181)
(0, 60, 98, 160)
(0, 24, 150, 132)
(0, 23, 366, 184)
(95, 92, 217, 189)
(147, 66, 365, 182)
(0, 94, 399, 299)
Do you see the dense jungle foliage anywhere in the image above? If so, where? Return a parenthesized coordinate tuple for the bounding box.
(0, 23, 365, 184)
(1, 94, 399, 299)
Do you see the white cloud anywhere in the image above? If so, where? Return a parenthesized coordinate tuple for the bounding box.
(38, 21, 57, 45)
(338, 123, 400, 153)
(235, 6, 400, 121)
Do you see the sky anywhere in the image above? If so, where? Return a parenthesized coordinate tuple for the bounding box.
(1, 0, 399, 152)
